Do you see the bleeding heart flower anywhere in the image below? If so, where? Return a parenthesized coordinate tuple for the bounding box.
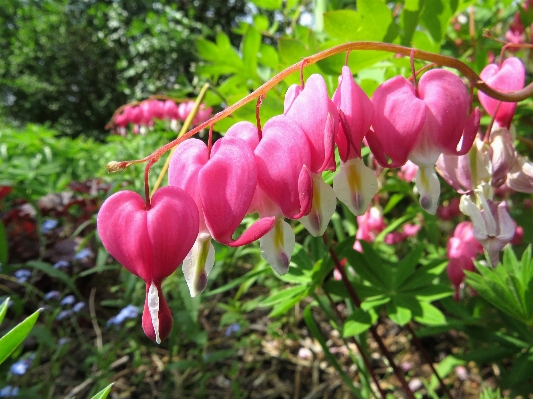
(478, 57, 525, 129)
(97, 187, 199, 343)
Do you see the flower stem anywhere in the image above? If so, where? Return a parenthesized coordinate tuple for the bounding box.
(111, 41, 533, 172)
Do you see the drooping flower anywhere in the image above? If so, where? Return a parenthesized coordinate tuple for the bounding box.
(353, 206, 386, 252)
(478, 57, 525, 129)
(331, 66, 378, 217)
(369, 70, 479, 214)
(97, 187, 199, 343)
(436, 136, 491, 194)
(446, 221, 483, 300)
(283, 74, 338, 235)
(169, 134, 275, 294)
(459, 188, 515, 267)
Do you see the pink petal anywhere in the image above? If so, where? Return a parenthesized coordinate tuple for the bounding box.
(284, 75, 338, 173)
(478, 57, 525, 128)
(370, 76, 426, 167)
(142, 282, 172, 343)
(199, 137, 257, 244)
(255, 115, 313, 219)
(332, 66, 374, 162)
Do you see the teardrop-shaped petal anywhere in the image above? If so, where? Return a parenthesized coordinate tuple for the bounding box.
(142, 282, 172, 344)
(333, 158, 378, 216)
(370, 76, 426, 167)
(255, 115, 313, 219)
(199, 137, 257, 244)
(332, 66, 374, 162)
(414, 166, 441, 214)
(260, 218, 295, 275)
(182, 232, 215, 297)
(299, 174, 337, 237)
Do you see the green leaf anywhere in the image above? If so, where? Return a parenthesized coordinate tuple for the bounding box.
(249, 0, 282, 10)
(343, 308, 377, 337)
(0, 309, 41, 364)
(394, 245, 424, 288)
(387, 298, 412, 326)
(304, 305, 364, 399)
(25, 260, 82, 298)
(323, 10, 363, 41)
(420, 0, 459, 44)
(253, 15, 269, 32)
(356, 0, 398, 42)
(262, 286, 306, 307)
(242, 25, 261, 74)
(258, 44, 279, 69)
(0, 297, 9, 324)
(414, 302, 446, 326)
(0, 220, 7, 267)
(269, 288, 308, 317)
(89, 383, 113, 399)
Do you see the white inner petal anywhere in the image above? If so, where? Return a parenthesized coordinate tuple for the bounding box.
(147, 282, 161, 344)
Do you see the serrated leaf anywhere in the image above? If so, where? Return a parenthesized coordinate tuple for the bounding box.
(89, 383, 113, 399)
(342, 245, 388, 290)
(343, 308, 377, 336)
(0, 309, 41, 364)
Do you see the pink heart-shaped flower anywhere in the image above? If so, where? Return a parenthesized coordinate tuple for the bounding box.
(97, 186, 199, 342)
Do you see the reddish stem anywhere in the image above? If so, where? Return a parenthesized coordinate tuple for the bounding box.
(324, 291, 387, 399)
(256, 95, 264, 141)
(322, 236, 416, 399)
(207, 125, 214, 159)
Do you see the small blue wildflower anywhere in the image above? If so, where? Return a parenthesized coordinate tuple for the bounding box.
(9, 354, 34, 376)
(106, 304, 139, 328)
(40, 219, 58, 234)
(60, 295, 75, 306)
(53, 260, 70, 270)
(56, 309, 72, 321)
(0, 386, 19, 398)
(14, 269, 31, 283)
(44, 291, 61, 301)
(58, 338, 70, 346)
(72, 302, 85, 313)
(73, 248, 93, 261)
(225, 323, 241, 337)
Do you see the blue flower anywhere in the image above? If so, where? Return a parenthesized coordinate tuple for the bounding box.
(73, 248, 93, 261)
(53, 260, 70, 270)
(44, 291, 61, 301)
(56, 310, 72, 321)
(72, 302, 85, 313)
(106, 304, 139, 328)
(9, 354, 34, 376)
(14, 269, 31, 283)
(225, 323, 241, 337)
(40, 219, 58, 234)
(0, 386, 19, 398)
(60, 295, 75, 306)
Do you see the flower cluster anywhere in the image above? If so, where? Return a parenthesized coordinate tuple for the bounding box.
(112, 99, 212, 136)
(97, 56, 531, 342)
